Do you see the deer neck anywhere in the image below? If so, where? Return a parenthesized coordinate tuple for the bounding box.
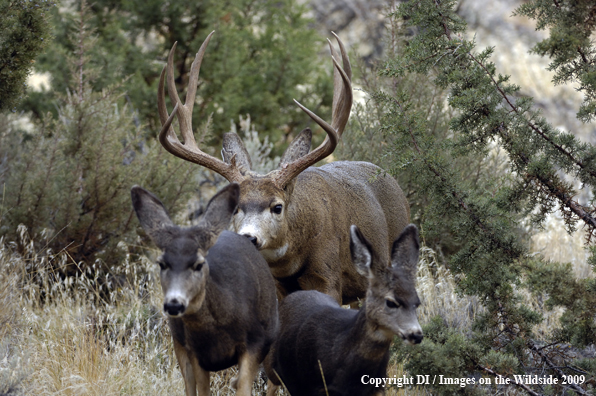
(349, 302, 394, 359)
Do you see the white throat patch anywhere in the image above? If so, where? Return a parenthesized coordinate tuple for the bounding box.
(260, 243, 289, 261)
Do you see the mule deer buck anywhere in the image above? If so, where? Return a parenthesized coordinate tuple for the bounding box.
(131, 183, 278, 396)
(157, 31, 410, 304)
(264, 224, 423, 396)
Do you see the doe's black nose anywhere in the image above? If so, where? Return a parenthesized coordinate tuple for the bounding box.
(164, 300, 185, 316)
(408, 332, 423, 344)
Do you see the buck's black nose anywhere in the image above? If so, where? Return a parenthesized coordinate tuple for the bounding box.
(243, 234, 258, 246)
(164, 300, 185, 316)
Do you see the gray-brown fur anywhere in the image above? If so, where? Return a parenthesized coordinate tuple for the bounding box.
(131, 183, 278, 396)
(156, 32, 410, 304)
(233, 157, 410, 304)
(264, 224, 422, 396)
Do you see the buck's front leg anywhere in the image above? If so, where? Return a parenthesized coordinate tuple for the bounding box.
(232, 351, 260, 396)
(298, 263, 342, 304)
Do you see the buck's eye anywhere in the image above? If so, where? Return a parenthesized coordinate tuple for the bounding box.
(386, 299, 399, 309)
(271, 204, 283, 214)
(234, 207, 239, 215)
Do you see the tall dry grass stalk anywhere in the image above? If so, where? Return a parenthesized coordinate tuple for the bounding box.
(0, 227, 274, 395)
(0, 225, 442, 395)
(2, 221, 581, 395)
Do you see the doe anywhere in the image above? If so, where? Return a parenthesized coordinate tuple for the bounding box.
(131, 183, 278, 396)
(265, 224, 423, 396)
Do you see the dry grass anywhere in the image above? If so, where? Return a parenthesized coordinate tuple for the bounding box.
(0, 218, 588, 395)
(0, 227, 231, 395)
(0, 225, 456, 396)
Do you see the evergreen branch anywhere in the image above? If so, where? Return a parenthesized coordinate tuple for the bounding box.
(433, 0, 452, 40)
(495, 123, 596, 233)
(477, 364, 542, 396)
(466, 52, 596, 184)
(390, 94, 524, 261)
(527, 342, 590, 396)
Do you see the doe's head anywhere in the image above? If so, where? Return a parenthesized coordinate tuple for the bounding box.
(131, 183, 239, 317)
(350, 224, 423, 345)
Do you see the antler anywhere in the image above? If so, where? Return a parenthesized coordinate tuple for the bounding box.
(157, 31, 245, 183)
(273, 32, 353, 188)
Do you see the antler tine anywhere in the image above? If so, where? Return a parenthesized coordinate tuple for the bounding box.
(165, 41, 196, 149)
(157, 65, 181, 146)
(329, 31, 352, 136)
(273, 33, 352, 188)
(157, 32, 244, 183)
(185, 31, 215, 116)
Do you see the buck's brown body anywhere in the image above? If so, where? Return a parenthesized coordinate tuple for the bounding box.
(156, 31, 410, 304)
(237, 161, 409, 304)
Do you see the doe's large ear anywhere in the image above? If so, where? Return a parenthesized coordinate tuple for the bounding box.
(198, 183, 240, 240)
(279, 128, 312, 167)
(350, 225, 373, 277)
(391, 224, 420, 275)
(222, 132, 252, 172)
(131, 186, 175, 247)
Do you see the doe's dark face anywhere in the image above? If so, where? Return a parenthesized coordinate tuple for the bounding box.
(130, 183, 240, 318)
(350, 224, 424, 345)
(157, 231, 210, 317)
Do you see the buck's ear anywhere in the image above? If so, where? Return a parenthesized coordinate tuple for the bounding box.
(279, 128, 312, 167)
(350, 225, 373, 277)
(391, 224, 420, 275)
(222, 132, 252, 173)
(131, 186, 175, 247)
(198, 183, 239, 245)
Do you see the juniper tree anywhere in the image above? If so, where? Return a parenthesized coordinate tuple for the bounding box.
(20, 0, 333, 152)
(515, 0, 596, 123)
(373, 0, 596, 394)
(0, 0, 54, 112)
(0, 2, 196, 271)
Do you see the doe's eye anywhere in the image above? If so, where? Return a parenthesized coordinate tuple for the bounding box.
(271, 204, 283, 214)
(157, 260, 167, 270)
(386, 299, 399, 309)
(193, 256, 205, 271)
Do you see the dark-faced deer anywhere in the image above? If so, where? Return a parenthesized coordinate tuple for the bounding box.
(264, 224, 423, 396)
(131, 183, 278, 396)
(157, 31, 410, 304)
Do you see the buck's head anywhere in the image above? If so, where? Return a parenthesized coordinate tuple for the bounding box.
(131, 183, 239, 317)
(156, 31, 352, 255)
(350, 224, 423, 345)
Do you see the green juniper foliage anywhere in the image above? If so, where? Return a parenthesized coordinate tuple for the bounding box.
(0, 2, 196, 271)
(380, 0, 595, 394)
(20, 0, 333, 153)
(515, 0, 596, 123)
(0, 0, 54, 112)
